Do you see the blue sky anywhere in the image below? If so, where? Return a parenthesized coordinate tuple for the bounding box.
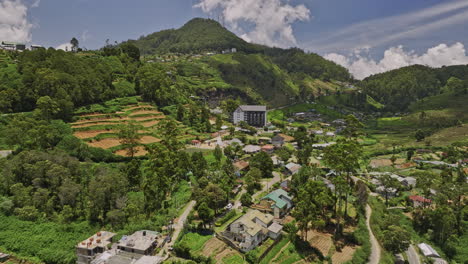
(2, 0, 468, 78)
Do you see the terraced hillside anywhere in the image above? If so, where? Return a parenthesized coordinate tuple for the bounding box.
(71, 97, 208, 156)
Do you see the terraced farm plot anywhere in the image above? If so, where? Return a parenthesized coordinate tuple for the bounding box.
(331, 245, 356, 264)
(71, 101, 203, 157)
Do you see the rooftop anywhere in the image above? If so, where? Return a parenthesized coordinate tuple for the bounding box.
(267, 222, 283, 233)
(233, 210, 274, 236)
(77, 231, 116, 250)
(238, 105, 267, 112)
(409, 195, 432, 203)
(118, 230, 158, 251)
(262, 189, 292, 209)
(243, 145, 261, 153)
(418, 243, 440, 257)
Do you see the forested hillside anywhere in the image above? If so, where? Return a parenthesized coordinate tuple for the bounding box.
(359, 64, 468, 111)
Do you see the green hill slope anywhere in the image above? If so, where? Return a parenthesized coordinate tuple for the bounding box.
(127, 18, 263, 55)
(359, 64, 468, 111)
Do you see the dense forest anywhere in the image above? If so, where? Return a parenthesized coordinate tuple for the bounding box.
(359, 64, 468, 111)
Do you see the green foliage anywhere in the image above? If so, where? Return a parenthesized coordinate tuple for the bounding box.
(360, 64, 468, 111)
(0, 214, 96, 264)
(127, 18, 260, 55)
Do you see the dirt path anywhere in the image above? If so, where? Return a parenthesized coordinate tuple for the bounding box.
(366, 204, 381, 264)
(159, 200, 196, 258)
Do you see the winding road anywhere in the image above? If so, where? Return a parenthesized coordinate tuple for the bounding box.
(366, 204, 381, 264)
(406, 244, 421, 264)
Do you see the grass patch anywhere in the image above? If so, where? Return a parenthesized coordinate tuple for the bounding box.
(259, 237, 289, 264)
(178, 232, 212, 252)
(222, 253, 245, 264)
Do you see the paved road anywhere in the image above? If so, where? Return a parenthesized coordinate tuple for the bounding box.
(366, 204, 381, 264)
(234, 172, 285, 209)
(159, 200, 196, 257)
(406, 244, 421, 264)
(252, 172, 283, 200)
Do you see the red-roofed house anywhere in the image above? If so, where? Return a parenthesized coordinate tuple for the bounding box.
(409, 195, 432, 208)
(261, 145, 275, 154)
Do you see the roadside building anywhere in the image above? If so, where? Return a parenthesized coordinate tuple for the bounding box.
(117, 230, 159, 255)
(76, 231, 116, 264)
(232, 105, 267, 127)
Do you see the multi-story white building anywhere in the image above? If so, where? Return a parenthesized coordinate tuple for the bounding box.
(232, 105, 267, 127)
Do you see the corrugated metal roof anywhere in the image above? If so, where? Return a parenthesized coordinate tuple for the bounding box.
(238, 105, 267, 112)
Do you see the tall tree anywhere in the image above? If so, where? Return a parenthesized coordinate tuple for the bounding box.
(70, 37, 79, 52)
(118, 121, 142, 157)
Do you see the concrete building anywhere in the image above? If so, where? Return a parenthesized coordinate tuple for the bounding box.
(232, 105, 267, 127)
(76, 231, 116, 264)
(226, 210, 282, 252)
(117, 230, 159, 255)
(1, 41, 26, 51)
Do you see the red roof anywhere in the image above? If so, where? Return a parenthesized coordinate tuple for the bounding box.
(234, 160, 250, 170)
(409, 195, 432, 203)
(261, 145, 275, 150)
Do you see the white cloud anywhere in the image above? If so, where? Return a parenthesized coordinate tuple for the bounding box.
(0, 0, 34, 43)
(306, 1, 468, 53)
(81, 30, 90, 42)
(56, 42, 72, 51)
(194, 0, 310, 48)
(325, 42, 468, 80)
(31, 0, 39, 8)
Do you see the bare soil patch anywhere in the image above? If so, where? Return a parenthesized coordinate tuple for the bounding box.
(74, 130, 116, 139)
(130, 115, 165, 121)
(139, 136, 161, 144)
(201, 237, 227, 257)
(369, 158, 405, 168)
(72, 121, 120, 128)
(129, 110, 162, 116)
(307, 230, 333, 256)
(114, 146, 148, 157)
(332, 245, 356, 264)
(87, 138, 121, 149)
(141, 120, 160, 127)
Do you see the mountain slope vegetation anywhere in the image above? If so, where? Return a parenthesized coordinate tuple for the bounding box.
(359, 64, 468, 111)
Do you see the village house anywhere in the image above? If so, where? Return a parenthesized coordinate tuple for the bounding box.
(271, 134, 285, 147)
(243, 145, 261, 154)
(117, 230, 159, 255)
(255, 189, 293, 218)
(418, 243, 448, 264)
(225, 210, 282, 252)
(271, 156, 284, 167)
(261, 144, 275, 154)
(285, 162, 302, 175)
(76, 231, 116, 264)
(409, 195, 432, 208)
(232, 105, 267, 127)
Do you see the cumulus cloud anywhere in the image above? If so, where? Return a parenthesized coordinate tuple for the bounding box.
(325, 42, 468, 80)
(0, 0, 34, 43)
(56, 42, 72, 51)
(194, 0, 310, 48)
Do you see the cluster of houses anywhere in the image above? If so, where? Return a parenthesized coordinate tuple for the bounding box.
(222, 189, 293, 252)
(76, 230, 164, 264)
(0, 41, 43, 51)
